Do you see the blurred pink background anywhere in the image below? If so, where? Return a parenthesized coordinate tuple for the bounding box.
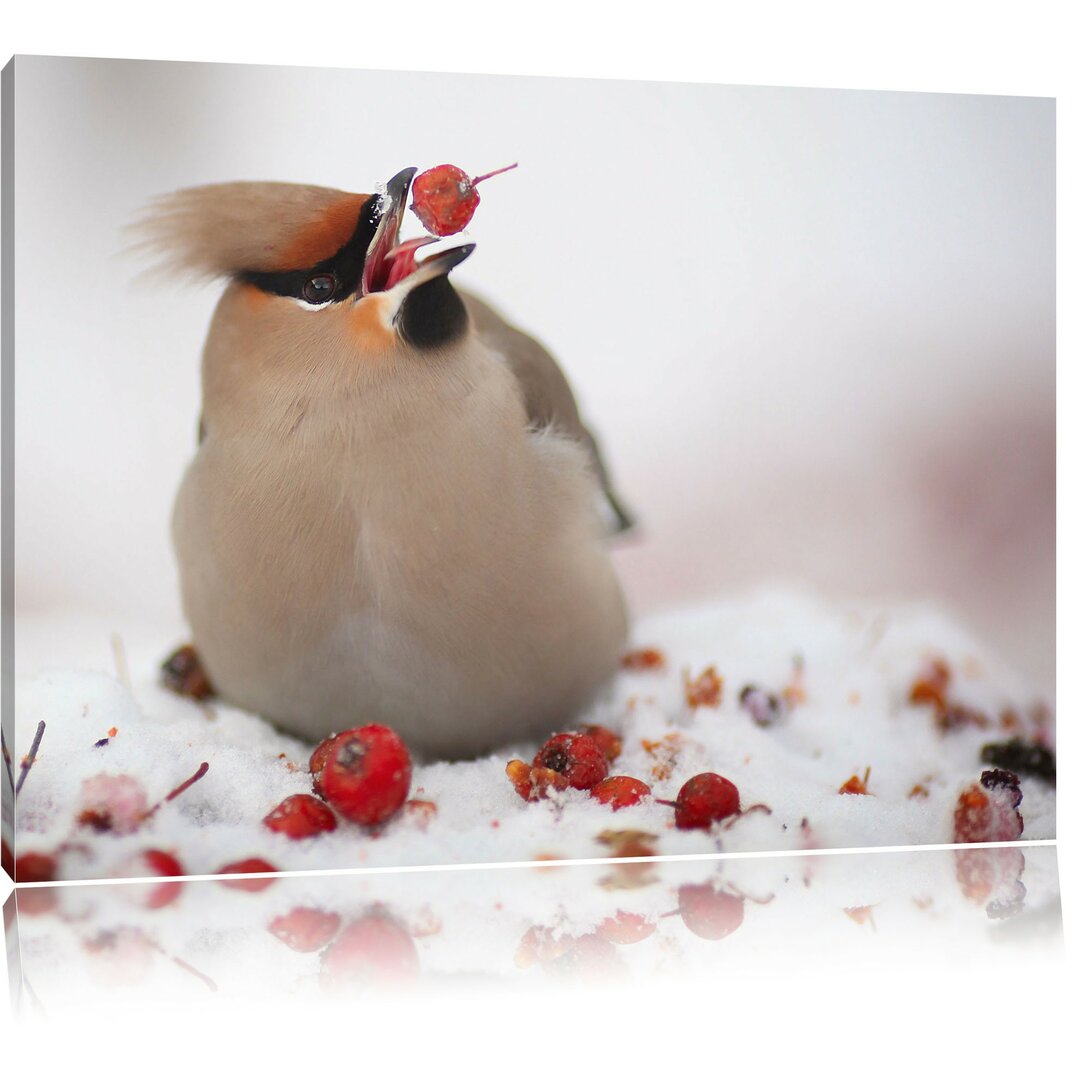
(11, 59, 1054, 687)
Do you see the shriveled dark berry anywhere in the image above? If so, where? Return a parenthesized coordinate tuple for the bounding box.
(161, 644, 215, 700)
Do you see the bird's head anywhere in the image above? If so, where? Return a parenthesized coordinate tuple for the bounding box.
(136, 168, 476, 433)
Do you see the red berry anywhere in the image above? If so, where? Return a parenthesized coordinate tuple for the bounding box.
(596, 911, 656, 945)
(15, 851, 57, 883)
(583, 724, 623, 763)
(591, 775, 651, 809)
(619, 647, 666, 672)
(318, 725, 412, 826)
(410, 162, 517, 237)
(309, 736, 337, 798)
(684, 666, 723, 708)
(953, 769, 1024, 844)
(269, 907, 342, 952)
(320, 913, 419, 986)
(14, 851, 59, 916)
(506, 759, 570, 802)
(218, 858, 278, 890)
(117, 849, 185, 909)
(263, 794, 338, 839)
(533, 732, 609, 790)
(76, 773, 150, 834)
(677, 884, 745, 940)
(672, 773, 741, 830)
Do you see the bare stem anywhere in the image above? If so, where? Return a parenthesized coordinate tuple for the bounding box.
(15, 721, 47, 796)
(1, 728, 15, 795)
(142, 761, 209, 821)
(472, 162, 519, 185)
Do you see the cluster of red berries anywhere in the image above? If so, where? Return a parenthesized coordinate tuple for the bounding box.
(258, 723, 414, 846)
(505, 726, 654, 810)
(504, 726, 757, 833)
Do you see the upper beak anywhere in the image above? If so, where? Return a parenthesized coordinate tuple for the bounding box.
(360, 166, 474, 297)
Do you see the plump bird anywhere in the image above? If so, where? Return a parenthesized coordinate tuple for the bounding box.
(139, 167, 631, 759)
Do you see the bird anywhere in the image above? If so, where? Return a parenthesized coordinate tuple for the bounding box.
(139, 166, 633, 759)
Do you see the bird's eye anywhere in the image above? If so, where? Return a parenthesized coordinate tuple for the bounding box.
(302, 274, 337, 305)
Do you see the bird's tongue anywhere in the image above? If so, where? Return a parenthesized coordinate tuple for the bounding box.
(382, 236, 438, 291)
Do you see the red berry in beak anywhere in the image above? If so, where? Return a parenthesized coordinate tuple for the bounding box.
(410, 162, 518, 236)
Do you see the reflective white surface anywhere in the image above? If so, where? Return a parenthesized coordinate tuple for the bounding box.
(6, 844, 1061, 1009)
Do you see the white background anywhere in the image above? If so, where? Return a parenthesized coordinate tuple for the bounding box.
(10, 42, 1055, 686)
(1, 1, 1074, 1076)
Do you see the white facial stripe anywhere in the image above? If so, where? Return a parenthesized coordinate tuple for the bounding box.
(288, 296, 334, 313)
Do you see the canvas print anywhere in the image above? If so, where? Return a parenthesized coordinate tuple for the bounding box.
(1, 57, 1055, 885)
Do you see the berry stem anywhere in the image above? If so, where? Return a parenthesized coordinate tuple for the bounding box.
(471, 162, 519, 185)
(15, 721, 47, 796)
(142, 761, 210, 820)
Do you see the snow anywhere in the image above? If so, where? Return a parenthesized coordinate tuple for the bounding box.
(11, 588, 1055, 882)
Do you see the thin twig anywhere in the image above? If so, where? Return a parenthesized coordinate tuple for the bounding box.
(15, 721, 46, 796)
(141, 761, 209, 821)
(164, 761, 209, 804)
(1, 728, 15, 795)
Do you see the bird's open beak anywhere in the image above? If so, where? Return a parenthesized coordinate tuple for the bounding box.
(360, 167, 474, 297)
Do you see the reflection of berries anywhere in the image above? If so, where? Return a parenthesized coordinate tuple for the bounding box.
(677, 883, 745, 940)
(545, 932, 621, 978)
(671, 773, 740, 830)
(318, 725, 412, 826)
(321, 913, 419, 986)
(410, 162, 517, 237)
(269, 907, 342, 952)
(263, 794, 338, 839)
(591, 775, 651, 809)
(596, 911, 656, 945)
(218, 858, 278, 891)
(533, 732, 609, 790)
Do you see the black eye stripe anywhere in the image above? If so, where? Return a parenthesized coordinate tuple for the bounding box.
(239, 194, 381, 303)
